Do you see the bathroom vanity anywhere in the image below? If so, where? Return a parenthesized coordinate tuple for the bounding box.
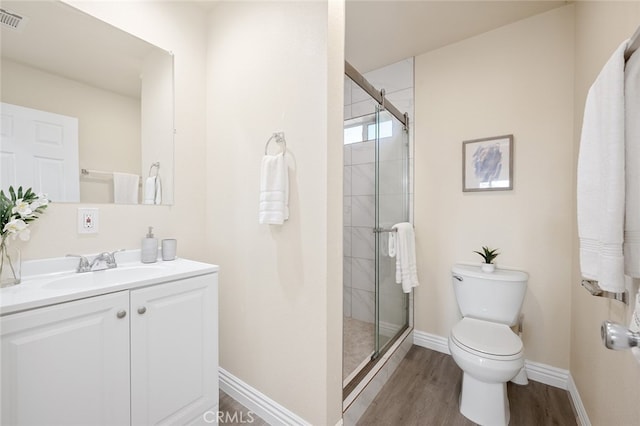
(0, 252, 218, 425)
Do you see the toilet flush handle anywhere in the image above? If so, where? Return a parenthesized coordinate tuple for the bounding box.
(453, 275, 463, 282)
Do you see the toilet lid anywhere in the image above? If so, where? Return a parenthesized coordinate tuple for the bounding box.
(451, 317, 523, 357)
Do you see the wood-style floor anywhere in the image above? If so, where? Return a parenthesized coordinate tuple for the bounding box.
(357, 346, 577, 425)
(219, 346, 578, 426)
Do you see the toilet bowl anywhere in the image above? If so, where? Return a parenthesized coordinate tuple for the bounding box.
(449, 264, 528, 426)
(449, 317, 524, 426)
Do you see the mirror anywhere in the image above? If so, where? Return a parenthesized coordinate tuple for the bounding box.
(0, 0, 174, 205)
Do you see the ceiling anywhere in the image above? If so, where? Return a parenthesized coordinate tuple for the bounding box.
(2, 0, 569, 94)
(346, 0, 569, 72)
(1, 0, 164, 97)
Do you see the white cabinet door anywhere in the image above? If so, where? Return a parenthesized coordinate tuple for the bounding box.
(0, 291, 130, 425)
(130, 274, 218, 425)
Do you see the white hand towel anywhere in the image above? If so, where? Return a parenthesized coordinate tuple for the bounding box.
(154, 174, 162, 205)
(630, 291, 640, 363)
(143, 175, 162, 205)
(391, 222, 419, 293)
(113, 172, 139, 204)
(625, 50, 640, 277)
(577, 40, 628, 292)
(259, 153, 289, 225)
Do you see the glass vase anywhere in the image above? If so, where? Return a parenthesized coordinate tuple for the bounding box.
(0, 241, 21, 287)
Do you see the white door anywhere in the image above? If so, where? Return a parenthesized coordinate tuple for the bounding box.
(0, 291, 131, 425)
(0, 102, 80, 202)
(130, 274, 218, 425)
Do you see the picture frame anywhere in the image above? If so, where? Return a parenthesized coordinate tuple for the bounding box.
(462, 135, 513, 192)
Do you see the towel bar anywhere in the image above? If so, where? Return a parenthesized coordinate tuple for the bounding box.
(372, 227, 397, 234)
(581, 279, 629, 304)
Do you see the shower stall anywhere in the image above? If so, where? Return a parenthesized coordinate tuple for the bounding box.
(343, 62, 411, 394)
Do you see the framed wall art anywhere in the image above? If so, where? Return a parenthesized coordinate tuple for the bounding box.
(462, 135, 513, 192)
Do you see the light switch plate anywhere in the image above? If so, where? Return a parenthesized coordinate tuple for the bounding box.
(77, 208, 99, 234)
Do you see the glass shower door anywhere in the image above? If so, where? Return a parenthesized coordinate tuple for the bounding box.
(374, 106, 409, 354)
(342, 74, 411, 391)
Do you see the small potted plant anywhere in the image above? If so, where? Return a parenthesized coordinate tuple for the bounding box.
(474, 246, 499, 273)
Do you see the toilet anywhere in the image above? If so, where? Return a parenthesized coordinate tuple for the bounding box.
(448, 263, 528, 426)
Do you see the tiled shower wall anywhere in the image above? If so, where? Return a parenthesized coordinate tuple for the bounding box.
(343, 58, 414, 320)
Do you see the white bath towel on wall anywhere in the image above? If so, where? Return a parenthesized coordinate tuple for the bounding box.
(625, 49, 640, 278)
(143, 175, 162, 205)
(577, 40, 627, 292)
(113, 172, 139, 204)
(259, 153, 289, 225)
(390, 222, 419, 293)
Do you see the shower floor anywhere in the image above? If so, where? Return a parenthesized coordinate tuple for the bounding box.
(343, 317, 375, 381)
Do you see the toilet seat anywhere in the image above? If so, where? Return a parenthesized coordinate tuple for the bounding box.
(451, 317, 523, 361)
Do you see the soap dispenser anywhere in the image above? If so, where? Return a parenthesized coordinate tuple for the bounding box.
(141, 226, 158, 263)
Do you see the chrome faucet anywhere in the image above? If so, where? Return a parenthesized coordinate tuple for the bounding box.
(66, 254, 91, 273)
(90, 252, 117, 271)
(67, 249, 124, 273)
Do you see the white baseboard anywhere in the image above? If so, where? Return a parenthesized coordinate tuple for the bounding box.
(413, 329, 450, 354)
(523, 359, 569, 389)
(219, 367, 310, 426)
(414, 330, 571, 388)
(567, 374, 591, 426)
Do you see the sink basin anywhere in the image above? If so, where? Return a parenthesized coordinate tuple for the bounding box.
(1, 252, 219, 316)
(45, 266, 167, 290)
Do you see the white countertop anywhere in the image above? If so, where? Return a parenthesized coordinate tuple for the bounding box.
(0, 251, 218, 315)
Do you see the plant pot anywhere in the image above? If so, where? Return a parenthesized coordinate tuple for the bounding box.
(481, 263, 495, 273)
(0, 241, 21, 287)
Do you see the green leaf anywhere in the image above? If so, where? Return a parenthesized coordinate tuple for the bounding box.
(474, 246, 500, 264)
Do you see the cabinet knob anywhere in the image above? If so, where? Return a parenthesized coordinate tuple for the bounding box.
(137, 306, 147, 315)
(116, 310, 127, 319)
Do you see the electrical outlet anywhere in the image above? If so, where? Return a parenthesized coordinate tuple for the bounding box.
(77, 208, 99, 234)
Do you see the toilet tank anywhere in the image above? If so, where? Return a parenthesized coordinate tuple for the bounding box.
(452, 264, 528, 326)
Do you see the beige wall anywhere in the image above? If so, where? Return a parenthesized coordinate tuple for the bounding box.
(414, 6, 575, 368)
(571, 2, 640, 424)
(205, 1, 343, 424)
(16, 1, 208, 262)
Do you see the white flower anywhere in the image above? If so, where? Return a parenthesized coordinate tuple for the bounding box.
(12, 199, 33, 218)
(30, 195, 49, 210)
(3, 218, 30, 241)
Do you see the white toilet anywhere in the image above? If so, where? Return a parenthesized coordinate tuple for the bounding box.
(448, 263, 528, 426)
